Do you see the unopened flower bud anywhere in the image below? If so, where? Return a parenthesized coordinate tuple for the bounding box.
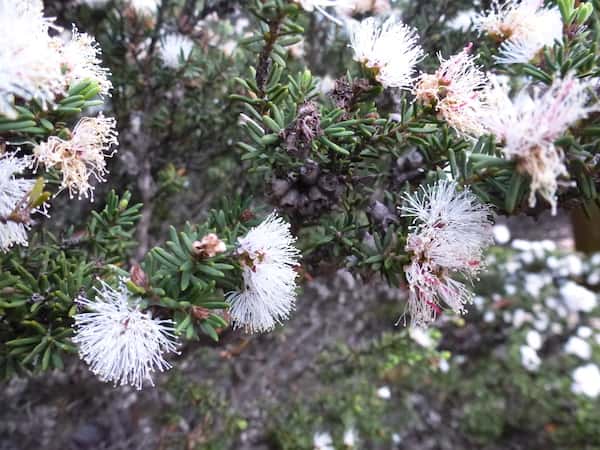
(192, 233, 226, 258)
(130, 263, 149, 289)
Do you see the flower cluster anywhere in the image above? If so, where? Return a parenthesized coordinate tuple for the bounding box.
(73, 280, 179, 390)
(34, 115, 118, 200)
(226, 213, 301, 333)
(401, 180, 494, 327)
(0, 1, 111, 118)
(349, 17, 423, 89)
(0, 154, 36, 252)
(414, 45, 489, 138)
(484, 74, 599, 214)
(158, 33, 195, 69)
(475, 0, 562, 65)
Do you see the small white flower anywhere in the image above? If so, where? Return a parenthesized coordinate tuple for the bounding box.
(526, 329, 542, 350)
(58, 27, 112, 96)
(414, 45, 489, 138)
(158, 33, 194, 69)
(0, 0, 64, 117)
(484, 74, 599, 214)
(348, 17, 423, 89)
(512, 308, 533, 328)
(73, 280, 179, 390)
(572, 364, 600, 398)
(447, 9, 478, 31)
(520, 344, 541, 371)
(313, 432, 334, 450)
(475, 0, 562, 65)
(492, 224, 511, 244)
(34, 114, 118, 200)
(565, 336, 592, 360)
(343, 427, 358, 447)
(560, 281, 597, 313)
(336, 0, 390, 16)
(226, 213, 300, 333)
(577, 326, 593, 339)
(401, 180, 493, 327)
(0, 154, 36, 252)
(376, 386, 391, 399)
(409, 327, 435, 348)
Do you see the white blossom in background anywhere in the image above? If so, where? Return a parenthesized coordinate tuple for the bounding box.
(447, 9, 478, 31)
(519, 344, 541, 371)
(376, 385, 391, 399)
(0, 0, 63, 117)
(34, 114, 118, 200)
(565, 336, 592, 360)
(526, 329, 542, 350)
(348, 17, 423, 89)
(313, 432, 334, 450)
(401, 180, 493, 327)
(475, 0, 562, 65)
(295, 0, 350, 24)
(77, 0, 110, 7)
(158, 33, 194, 69)
(129, 0, 159, 16)
(492, 224, 511, 244)
(0, 154, 36, 252)
(336, 0, 390, 16)
(572, 364, 600, 398)
(226, 213, 300, 333)
(414, 45, 489, 138)
(58, 27, 112, 96)
(343, 428, 358, 447)
(73, 280, 179, 390)
(561, 282, 598, 313)
(485, 74, 599, 214)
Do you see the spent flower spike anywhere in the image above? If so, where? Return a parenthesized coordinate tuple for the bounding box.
(349, 16, 424, 89)
(34, 114, 118, 201)
(73, 280, 179, 390)
(226, 213, 300, 333)
(401, 180, 493, 327)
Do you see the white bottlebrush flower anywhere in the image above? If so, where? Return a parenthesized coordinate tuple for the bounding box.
(34, 114, 118, 200)
(401, 180, 493, 327)
(336, 0, 390, 16)
(226, 213, 300, 333)
(484, 74, 599, 214)
(58, 27, 112, 96)
(414, 45, 489, 138)
(158, 33, 194, 69)
(475, 0, 562, 65)
(519, 344, 541, 371)
(572, 364, 600, 398)
(0, 0, 64, 117)
(0, 154, 36, 251)
(73, 280, 179, 390)
(348, 17, 423, 89)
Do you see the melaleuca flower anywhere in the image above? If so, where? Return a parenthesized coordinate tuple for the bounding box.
(226, 213, 300, 333)
(336, 0, 391, 17)
(484, 74, 599, 214)
(401, 180, 493, 327)
(349, 17, 423, 89)
(34, 114, 118, 200)
(73, 280, 179, 390)
(0, 154, 36, 252)
(475, 0, 562, 65)
(158, 33, 194, 69)
(414, 45, 489, 138)
(0, 0, 63, 117)
(58, 27, 112, 96)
